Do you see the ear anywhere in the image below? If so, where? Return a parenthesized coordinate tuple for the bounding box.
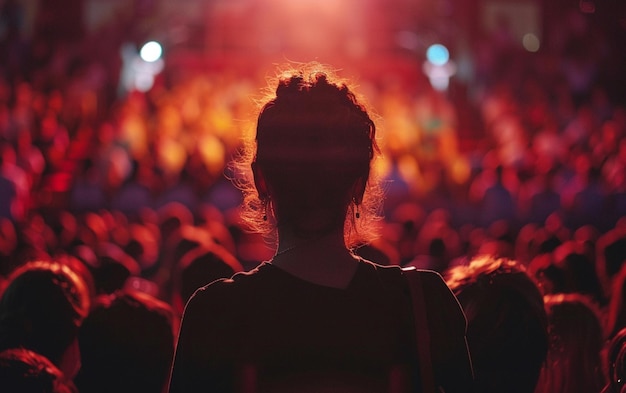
(252, 161, 269, 200)
(352, 176, 367, 205)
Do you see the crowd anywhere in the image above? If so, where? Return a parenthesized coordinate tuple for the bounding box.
(1, 3, 626, 393)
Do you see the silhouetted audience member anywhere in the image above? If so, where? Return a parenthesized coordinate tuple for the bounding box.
(527, 168, 562, 225)
(122, 222, 160, 274)
(0, 348, 77, 393)
(445, 255, 548, 393)
(152, 202, 196, 296)
(75, 288, 175, 393)
(67, 158, 107, 214)
(170, 64, 474, 392)
(551, 242, 606, 305)
(0, 260, 90, 380)
(55, 253, 98, 301)
(0, 217, 19, 275)
(407, 209, 462, 272)
(110, 158, 155, 219)
(534, 293, 606, 393)
(173, 242, 243, 314)
(157, 202, 195, 245)
(0, 152, 18, 221)
(570, 164, 609, 231)
(91, 242, 140, 294)
(157, 224, 212, 301)
(385, 201, 426, 265)
(0, 142, 28, 222)
(472, 164, 518, 228)
(527, 253, 566, 295)
(406, 237, 450, 272)
(597, 223, 626, 299)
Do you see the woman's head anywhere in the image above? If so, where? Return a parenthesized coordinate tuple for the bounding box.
(235, 63, 382, 247)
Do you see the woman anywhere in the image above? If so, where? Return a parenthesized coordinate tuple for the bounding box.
(169, 64, 473, 392)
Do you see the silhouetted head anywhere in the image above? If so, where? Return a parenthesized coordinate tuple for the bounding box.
(236, 63, 382, 247)
(0, 260, 90, 375)
(174, 243, 243, 310)
(445, 255, 548, 393)
(537, 293, 605, 393)
(75, 289, 175, 393)
(0, 348, 77, 393)
(92, 242, 140, 295)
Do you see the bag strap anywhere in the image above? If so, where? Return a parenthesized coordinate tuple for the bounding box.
(403, 267, 436, 393)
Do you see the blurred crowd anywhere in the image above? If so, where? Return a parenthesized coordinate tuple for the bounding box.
(1, 2, 626, 393)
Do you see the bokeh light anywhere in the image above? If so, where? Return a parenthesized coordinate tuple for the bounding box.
(426, 44, 450, 66)
(139, 41, 163, 63)
(522, 33, 541, 52)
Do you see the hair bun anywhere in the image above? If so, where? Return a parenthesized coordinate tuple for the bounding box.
(275, 75, 303, 98)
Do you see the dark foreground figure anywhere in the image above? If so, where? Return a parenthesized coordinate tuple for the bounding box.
(169, 63, 474, 393)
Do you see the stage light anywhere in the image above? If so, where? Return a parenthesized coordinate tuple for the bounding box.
(139, 41, 163, 62)
(426, 44, 449, 66)
(119, 41, 164, 95)
(423, 43, 455, 92)
(522, 33, 540, 52)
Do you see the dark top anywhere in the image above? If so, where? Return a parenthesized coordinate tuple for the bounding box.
(169, 260, 473, 393)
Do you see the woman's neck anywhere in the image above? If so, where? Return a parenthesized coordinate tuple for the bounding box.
(270, 228, 360, 289)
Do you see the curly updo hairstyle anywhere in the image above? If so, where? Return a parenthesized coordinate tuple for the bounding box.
(233, 63, 384, 248)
